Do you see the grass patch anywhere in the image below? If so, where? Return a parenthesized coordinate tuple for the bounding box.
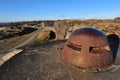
(28, 31, 50, 47)
(0, 31, 37, 54)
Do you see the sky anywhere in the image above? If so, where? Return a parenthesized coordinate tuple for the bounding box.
(0, 0, 120, 22)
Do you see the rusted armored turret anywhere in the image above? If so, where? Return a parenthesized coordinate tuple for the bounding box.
(62, 27, 114, 71)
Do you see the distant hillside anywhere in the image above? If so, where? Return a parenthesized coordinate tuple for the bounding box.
(0, 23, 4, 25)
(114, 17, 120, 20)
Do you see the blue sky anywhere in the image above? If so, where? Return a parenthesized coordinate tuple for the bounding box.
(0, 0, 120, 22)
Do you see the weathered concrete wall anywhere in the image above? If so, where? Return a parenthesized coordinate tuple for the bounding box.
(54, 21, 69, 40)
(0, 49, 23, 66)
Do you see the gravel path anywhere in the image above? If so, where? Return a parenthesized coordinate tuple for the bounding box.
(8, 29, 41, 51)
(8, 27, 53, 51)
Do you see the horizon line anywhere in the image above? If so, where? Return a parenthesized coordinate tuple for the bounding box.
(0, 17, 118, 23)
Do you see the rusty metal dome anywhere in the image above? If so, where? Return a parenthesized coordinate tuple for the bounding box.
(62, 27, 114, 71)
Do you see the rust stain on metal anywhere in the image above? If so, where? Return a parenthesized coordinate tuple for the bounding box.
(62, 27, 113, 71)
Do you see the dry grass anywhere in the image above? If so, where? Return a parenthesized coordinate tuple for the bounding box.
(36, 31, 50, 41)
(65, 20, 120, 37)
(29, 31, 51, 47)
(0, 31, 36, 54)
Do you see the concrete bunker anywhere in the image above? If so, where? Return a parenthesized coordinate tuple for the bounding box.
(62, 27, 116, 72)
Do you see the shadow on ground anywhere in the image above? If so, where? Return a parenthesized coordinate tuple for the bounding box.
(0, 36, 120, 80)
(107, 34, 120, 61)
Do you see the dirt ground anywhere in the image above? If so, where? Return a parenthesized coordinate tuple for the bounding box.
(0, 39, 120, 80)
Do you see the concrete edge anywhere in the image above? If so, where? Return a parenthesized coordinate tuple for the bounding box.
(0, 49, 23, 66)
